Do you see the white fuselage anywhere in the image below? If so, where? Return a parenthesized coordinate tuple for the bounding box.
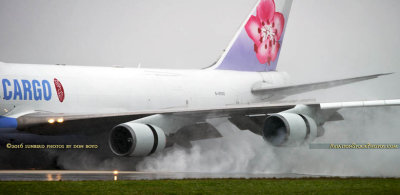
(0, 63, 290, 118)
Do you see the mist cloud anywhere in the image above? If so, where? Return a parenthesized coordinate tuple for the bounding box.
(137, 107, 400, 177)
(37, 106, 400, 177)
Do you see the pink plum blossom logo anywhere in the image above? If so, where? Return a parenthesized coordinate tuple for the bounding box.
(54, 78, 65, 102)
(245, 0, 285, 65)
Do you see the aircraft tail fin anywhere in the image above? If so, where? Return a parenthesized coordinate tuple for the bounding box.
(211, 0, 293, 72)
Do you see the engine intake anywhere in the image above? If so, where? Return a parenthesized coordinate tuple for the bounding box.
(263, 113, 317, 146)
(109, 122, 166, 157)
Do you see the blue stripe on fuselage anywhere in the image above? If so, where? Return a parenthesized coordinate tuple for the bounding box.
(0, 116, 17, 129)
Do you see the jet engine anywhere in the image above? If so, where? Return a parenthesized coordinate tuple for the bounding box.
(262, 113, 317, 146)
(108, 122, 166, 157)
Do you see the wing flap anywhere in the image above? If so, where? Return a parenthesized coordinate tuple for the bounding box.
(320, 99, 400, 109)
(15, 102, 299, 134)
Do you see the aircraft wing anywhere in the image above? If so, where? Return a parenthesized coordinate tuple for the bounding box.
(15, 99, 400, 135)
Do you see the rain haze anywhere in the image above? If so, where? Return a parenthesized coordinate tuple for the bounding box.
(0, 0, 400, 176)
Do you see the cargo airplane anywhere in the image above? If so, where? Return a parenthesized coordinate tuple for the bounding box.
(1, 0, 399, 157)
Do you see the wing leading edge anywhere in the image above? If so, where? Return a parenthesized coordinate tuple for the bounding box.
(252, 73, 392, 97)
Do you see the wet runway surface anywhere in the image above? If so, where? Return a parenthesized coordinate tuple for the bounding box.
(0, 170, 326, 181)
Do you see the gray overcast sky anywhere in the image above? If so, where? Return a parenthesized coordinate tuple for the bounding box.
(0, 0, 399, 101)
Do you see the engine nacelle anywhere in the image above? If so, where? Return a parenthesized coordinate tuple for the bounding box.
(262, 113, 317, 146)
(108, 122, 166, 157)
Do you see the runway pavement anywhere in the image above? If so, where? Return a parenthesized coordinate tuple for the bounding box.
(0, 170, 325, 181)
